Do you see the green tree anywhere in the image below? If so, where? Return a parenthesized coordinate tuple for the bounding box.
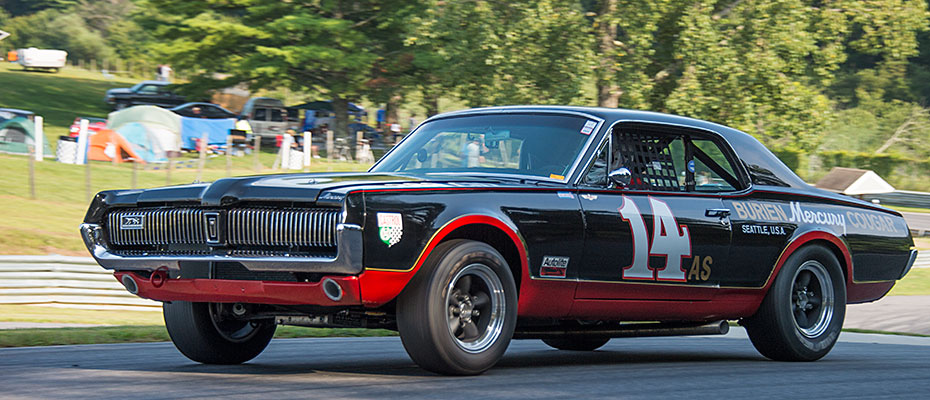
(4, 8, 115, 62)
(1, 0, 77, 17)
(139, 0, 423, 139)
(588, 0, 929, 152)
(410, 0, 594, 108)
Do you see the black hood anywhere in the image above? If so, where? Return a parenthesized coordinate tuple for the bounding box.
(96, 173, 422, 208)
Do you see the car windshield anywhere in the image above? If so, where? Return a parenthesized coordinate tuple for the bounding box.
(370, 113, 599, 181)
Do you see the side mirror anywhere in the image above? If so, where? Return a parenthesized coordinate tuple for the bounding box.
(608, 167, 632, 188)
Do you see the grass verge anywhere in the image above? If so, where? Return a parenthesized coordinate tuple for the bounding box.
(0, 325, 395, 348)
(888, 268, 930, 296)
(0, 153, 369, 255)
(0, 305, 162, 325)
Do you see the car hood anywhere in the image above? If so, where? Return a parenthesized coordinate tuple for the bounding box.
(95, 172, 539, 209)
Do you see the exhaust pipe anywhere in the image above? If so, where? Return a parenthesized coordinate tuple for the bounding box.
(513, 320, 730, 339)
(322, 278, 343, 302)
(120, 274, 139, 295)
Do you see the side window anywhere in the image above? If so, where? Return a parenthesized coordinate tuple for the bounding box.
(270, 109, 284, 122)
(613, 128, 685, 192)
(581, 141, 608, 186)
(692, 139, 738, 192)
(137, 85, 158, 94)
(580, 124, 744, 192)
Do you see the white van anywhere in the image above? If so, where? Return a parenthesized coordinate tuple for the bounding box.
(239, 97, 290, 138)
(17, 48, 68, 72)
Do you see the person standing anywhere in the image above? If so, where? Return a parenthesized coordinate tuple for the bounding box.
(161, 64, 172, 82)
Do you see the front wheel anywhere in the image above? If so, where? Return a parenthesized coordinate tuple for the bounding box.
(163, 301, 276, 364)
(397, 239, 518, 375)
(743, 245, 846, 361)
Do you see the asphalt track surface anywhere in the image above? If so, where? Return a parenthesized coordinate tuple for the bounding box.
(2, 329, 929, 400)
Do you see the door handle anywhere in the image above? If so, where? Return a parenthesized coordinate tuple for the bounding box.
(705, 208, 731, 218)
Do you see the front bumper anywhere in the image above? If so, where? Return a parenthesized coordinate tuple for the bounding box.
(80, 222, 364, 275)
(114, 271, 362, 306)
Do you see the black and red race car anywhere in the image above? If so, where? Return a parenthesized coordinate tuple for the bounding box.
(80, 106, 916, 375)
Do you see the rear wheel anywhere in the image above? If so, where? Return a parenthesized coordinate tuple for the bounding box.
(744, 245, 846, 361)
(163, 301, 276, 364)
(542, 337, 610, 351)
(397, 239, 518, 375)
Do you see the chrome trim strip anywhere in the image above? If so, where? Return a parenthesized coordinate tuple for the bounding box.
(901, 249, 919, 279)
(81, 223, 364, 275)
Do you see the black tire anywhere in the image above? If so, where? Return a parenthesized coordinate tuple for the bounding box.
(397, 239, 518, 375)
(542, 337, 610, 351)
(114, 101, 128, 110)
(744, 245, 846, 361)
(163, 301, 276, 365)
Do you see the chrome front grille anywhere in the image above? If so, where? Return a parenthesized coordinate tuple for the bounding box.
(108, 209, 205, 246)
(105, 207, 340, 248)
(227, 208, 340, 247)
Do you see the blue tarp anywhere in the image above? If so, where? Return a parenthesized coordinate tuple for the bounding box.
(180, 117, 235, 150)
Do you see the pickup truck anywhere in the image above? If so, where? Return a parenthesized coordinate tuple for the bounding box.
(104, 81, 187, 110)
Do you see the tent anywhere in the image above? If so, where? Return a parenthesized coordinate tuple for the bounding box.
(0, 117, 52, 156)
(108, 106, 182, 154)
(87, 129, 145, 163)
(115, 122, 169, 163)
(180, 117, 235, 150)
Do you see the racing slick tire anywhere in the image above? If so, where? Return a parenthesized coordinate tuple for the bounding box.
(163, 301, 276, 365)
(542, 337, 610, 351)
(397, 239, 518, 375)
(743, 245, 846, 361)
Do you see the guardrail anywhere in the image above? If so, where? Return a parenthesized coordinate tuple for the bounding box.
(0, 252, 927, 312)
(863, 190, 930, 209)
(0, 255, 159, 311)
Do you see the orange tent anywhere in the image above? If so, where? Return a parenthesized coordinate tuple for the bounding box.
(87, 129, 146, 163)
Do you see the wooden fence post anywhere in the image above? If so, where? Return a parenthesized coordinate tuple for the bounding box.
(28, 145, 36, 200)
(226, 135, 233, 177)
(253, 135, 262, 172)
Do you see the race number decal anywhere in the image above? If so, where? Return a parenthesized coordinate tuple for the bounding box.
(617, 196, 691, 282)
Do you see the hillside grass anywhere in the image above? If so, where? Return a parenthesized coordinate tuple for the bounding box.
(0, 63, 138, 143)
(0, 153, 369, 255)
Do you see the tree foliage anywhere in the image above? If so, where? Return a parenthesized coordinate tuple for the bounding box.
(410, 0, 594, 108)
(137, 0, 422, 137)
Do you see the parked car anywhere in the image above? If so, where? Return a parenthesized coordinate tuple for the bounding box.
(170, 102, 237, 119)
(68, 117, 107, 137)
(239, 97, 289, 138)
(80, 106, 916, 375)
(104, 81, 187, 110)
(16, 48, 67, 72)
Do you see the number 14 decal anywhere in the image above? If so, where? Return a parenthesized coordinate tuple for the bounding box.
(618, 196, 692, 282)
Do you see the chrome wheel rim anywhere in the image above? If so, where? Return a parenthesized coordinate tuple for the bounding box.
(209, 303, 261, 343)
(791, 261, 834, 338)
(446, 263, 506, 354)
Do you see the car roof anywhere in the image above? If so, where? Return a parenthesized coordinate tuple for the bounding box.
(429, 105, 811, 189)
(172, 102, 230, 110)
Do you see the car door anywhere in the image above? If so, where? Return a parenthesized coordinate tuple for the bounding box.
(575, 123, 739, 300)
(134, 84, 159, 104)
